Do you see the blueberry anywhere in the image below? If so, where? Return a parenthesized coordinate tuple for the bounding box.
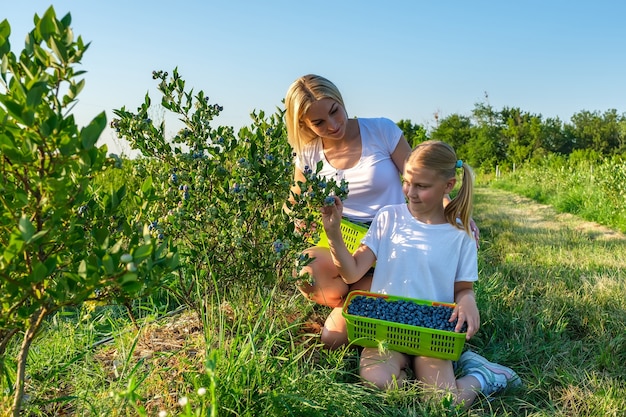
(348, 296, 464, 333)
(273, 240, 285, 253)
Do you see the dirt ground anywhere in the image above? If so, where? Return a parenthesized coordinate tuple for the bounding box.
(477, 187, 626, 242)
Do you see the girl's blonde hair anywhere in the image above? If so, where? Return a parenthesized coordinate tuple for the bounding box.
(406, 140, 475, 236)
(284, 74, 346, 157)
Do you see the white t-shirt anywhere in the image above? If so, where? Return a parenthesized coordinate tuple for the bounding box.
(295, 118, 405, 223)
(363, 204, 478, 303)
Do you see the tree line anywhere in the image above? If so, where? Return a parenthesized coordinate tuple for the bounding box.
(398, 100, 626, 171)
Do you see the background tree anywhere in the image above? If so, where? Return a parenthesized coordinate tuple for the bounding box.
(567, 109, 626, 154)
(539, 116, 571, 155)
(429, 113, 472, 157)
(396, 119, 428, 148)
(501, 108, 544, 165)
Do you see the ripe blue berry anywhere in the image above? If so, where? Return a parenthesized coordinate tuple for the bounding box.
(347, 295, 467, 333)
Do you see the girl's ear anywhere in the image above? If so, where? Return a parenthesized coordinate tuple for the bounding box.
(445, 177, 456, 194)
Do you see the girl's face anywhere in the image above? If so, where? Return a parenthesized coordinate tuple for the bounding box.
(302, 98, 348, 140)
(402, 164, 455, 218)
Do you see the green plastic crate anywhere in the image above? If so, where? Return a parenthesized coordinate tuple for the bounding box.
(342, 290, 466, 360)
(315, 218, 368, 253)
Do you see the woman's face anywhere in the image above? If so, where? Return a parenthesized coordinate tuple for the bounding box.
(302, 98, 348, 140)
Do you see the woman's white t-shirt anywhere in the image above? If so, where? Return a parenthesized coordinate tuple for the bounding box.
(363, 204, 478, 303)
(295, 118, 405, 223)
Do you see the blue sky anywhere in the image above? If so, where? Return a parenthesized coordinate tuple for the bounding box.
(4, 1, 625, 156)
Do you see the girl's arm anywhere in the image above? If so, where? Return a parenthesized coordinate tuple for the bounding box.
(451, 281, 480, 340)
(320, 197, 376, 284)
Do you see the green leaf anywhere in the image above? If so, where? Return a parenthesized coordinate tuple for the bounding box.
(18, 215, 36, 241)
(22, 109, 35, 127)
(133, 244, 153, 263)
(33, 43, 50, 66)
(27, 229, 48, 244)
(78, 259, 88, 279)
(3, 231, 24, 264)
(119, 273, 141, 293)
(1, 54, 9, 77)
(26, 82, 47, 108)
(0, 134, 20, 160)
(0, 20, 11, 56)
(141, 176, 153, 194)
(4, 101, 24, 121)
(38, 7, 58, 40)
(29, 261, 48, 284)
(102, 253, 115, 275)
(80, 112, 106, 149)
(49, 36, 67, 62)
(93, 228, 109, 248)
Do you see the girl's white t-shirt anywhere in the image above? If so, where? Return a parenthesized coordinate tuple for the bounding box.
(295, 118, 405, 223)
(363, 204, 478, 303)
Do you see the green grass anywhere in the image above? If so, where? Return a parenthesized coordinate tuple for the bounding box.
(491, 155, 626, 233)
(3, 185, 626, 416)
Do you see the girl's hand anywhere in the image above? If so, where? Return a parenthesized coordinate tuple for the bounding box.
(449, 291, 480, 340)
(319, 196, 343, 240)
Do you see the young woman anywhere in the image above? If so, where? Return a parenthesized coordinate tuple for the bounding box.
(284, 74, 411, 348)
(320, 141, 519, 406)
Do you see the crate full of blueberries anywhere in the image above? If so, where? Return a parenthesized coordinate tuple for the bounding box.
(342, 290, 466, 360)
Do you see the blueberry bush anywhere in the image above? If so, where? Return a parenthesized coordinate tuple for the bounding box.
(0, 7, 178, 415)
(110, 69, 327, 309)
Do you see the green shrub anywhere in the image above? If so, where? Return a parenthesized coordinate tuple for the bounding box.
(111, 69, 316, 310)
(0, 8, 178, 414)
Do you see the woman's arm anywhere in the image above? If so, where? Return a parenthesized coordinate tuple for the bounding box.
(390, 134, 412, 174)
(284, 167, 306, 215)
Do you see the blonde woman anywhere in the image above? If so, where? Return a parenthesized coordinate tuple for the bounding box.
(285, 74, 411, 348)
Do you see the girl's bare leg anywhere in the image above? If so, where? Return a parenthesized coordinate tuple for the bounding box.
(321, 307, 347, 349)
(360, 348, 410, 389)
(413, 356, 479, 409)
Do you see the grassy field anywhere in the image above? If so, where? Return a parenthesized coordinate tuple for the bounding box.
(3, 185, 626, 416)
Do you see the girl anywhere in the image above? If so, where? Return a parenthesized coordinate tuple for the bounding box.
(320, 141, 519, 406)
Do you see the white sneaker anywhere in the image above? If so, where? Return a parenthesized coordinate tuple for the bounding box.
(458, 351, 521, 396)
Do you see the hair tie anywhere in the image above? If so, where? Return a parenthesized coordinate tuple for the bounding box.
(456, 160, 463, 169)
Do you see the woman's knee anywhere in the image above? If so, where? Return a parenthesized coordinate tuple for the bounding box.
(295, 247, 349, 307)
